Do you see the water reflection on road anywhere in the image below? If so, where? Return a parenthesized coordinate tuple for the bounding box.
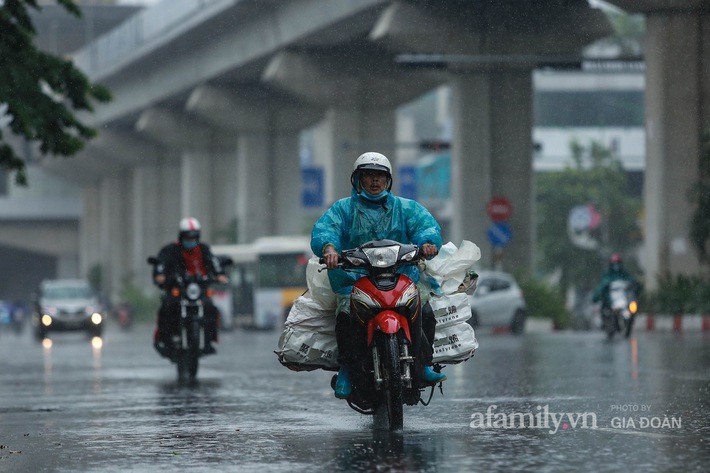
(0, 324, 708, 472)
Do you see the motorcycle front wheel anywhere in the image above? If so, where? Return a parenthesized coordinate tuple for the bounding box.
(379, 333, 404, 431)
(603, 312, 618, 340)
(177, 321, 200, 384)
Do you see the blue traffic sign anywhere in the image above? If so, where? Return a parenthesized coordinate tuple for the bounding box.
(301, 167, 324, 208)
(398, 166, 417, 200)
(487, 221, 512, 248)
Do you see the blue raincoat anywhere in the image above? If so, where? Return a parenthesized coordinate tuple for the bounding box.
(311, 189, 442, 296)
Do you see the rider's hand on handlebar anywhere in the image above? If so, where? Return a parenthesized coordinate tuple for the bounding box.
(323, 246, 339, 270)
(154, 274, 166, 285)
(216, 274, 229, 284)
(420, 243, 438, 259)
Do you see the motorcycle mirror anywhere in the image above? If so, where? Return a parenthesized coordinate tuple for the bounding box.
(219, 256, 234, 267)
(147, 256, 158, 265)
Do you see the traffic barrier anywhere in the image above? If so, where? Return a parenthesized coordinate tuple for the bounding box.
(646, 314, 655, 331)
(673, 314, 683, 332)
(637, 314, 710, 332)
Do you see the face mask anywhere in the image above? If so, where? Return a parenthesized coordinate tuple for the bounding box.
(361, 189, 388, 201)
(182, 238, 198, 250)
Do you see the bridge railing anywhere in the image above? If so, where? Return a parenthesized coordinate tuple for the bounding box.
(73, 0, 233, 79)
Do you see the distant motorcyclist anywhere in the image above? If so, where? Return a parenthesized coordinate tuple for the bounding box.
(311, 151, 445, 399)
(592, 253, 639, 315)
(152, 217, 228, 358)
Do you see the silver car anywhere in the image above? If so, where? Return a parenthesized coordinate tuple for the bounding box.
(32, 279, 104, 340)
(468, 271, 527, 334)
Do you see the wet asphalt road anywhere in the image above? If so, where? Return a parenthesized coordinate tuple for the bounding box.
(0, 321, 708, 473)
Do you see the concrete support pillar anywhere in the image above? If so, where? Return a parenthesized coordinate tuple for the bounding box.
(272, 131, 303, 235)
(80, 185, 101, 280)
(99, 173, 131, 303)
(450, 70, 534, 274)
(131, 165, 162, 290)
(236, 132, 272, 242)
(641, 11, 707, 288)
(157, 158, 182, 243)
(212, 150, 239, 244)
(181, 151, 214, 241)
(313, 108, 396, 204)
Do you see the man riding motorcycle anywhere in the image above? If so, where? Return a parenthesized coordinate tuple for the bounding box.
(311, 152, 446, 399)
(592, 253, 639, 320)
(152, 217, 229, 359)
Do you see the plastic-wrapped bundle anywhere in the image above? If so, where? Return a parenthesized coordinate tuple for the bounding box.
(276, 295, 339, 371)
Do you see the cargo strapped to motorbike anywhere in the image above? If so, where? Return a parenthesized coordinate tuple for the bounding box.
(275, 241, 481, 371)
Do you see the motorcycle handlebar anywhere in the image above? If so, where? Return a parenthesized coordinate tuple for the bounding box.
(318, 245, 427, 268)
(318, 255, 342, 265)
(147, 256, 216, 286)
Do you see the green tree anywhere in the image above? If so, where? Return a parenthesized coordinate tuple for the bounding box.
(0, 0, 111, 185)
(536, 139, 642, 293)
(604, 8, 645, 56)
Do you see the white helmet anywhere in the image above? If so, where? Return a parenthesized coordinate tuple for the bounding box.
(351, 152, 393, 192)
(178, 217, 201, 240)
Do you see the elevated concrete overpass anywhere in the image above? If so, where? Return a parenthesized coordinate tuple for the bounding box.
(32, 0, 708, 299)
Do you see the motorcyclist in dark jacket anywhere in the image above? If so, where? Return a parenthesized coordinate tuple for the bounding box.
(592, 253, 639, 313)
(152, 217, 228, 358)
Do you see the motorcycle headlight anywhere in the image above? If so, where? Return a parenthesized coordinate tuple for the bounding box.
(363, 245, 399, 267)
(186, 282, 202, 300)
(628, 300, 638, 314)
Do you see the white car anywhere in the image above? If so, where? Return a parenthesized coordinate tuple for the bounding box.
(468, 271, 527, 334)
(32, 279, 104, 340)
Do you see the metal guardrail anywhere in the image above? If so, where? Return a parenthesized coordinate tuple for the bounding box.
(73, 0, 234, 78)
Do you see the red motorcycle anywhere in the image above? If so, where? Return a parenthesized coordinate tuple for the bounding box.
(322, 239, 443, 431)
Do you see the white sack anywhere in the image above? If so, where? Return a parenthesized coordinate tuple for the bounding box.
(432, 322, 478, 364)
(278, 291, 339, 370)
(428, 292, 472, 328)
(277, 326, 339, 370)
(423, 240, 481, 295)
(306, 256, 337, 309)
(284, 295, 335, 331)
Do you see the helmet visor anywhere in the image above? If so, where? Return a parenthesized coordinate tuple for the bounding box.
(180, 230, 200, 240)
(356, 163, 390, 173)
